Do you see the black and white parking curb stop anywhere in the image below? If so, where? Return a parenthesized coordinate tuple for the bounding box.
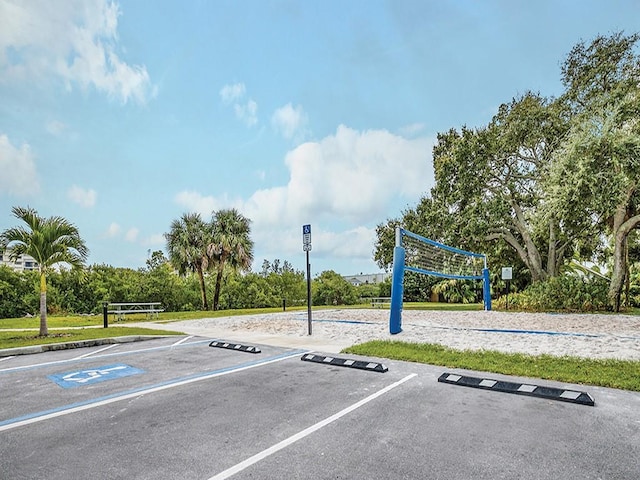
(438, 372, 595, 406)
(301, 353, 388, 372)
(209, 341, 261, 354)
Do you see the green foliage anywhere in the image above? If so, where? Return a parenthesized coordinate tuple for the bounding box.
(0, 255, 314, 318)
(432, 278, 480, 304)
(312, 270, 358, 306)
(628, 270, 640, 307)
(403, 271, 438, 302)
(209, 208, 254, 311)
(354, 283, 379, 300)
(165, 213, 212, 310)
(0, 266, 37, 317)
(494, 275, 608, 312)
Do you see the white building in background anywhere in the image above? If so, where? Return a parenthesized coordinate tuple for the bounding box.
(343, 273, 391, 286)
(0, 250, 38, 272)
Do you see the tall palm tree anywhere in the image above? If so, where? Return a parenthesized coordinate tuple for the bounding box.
(0, 206, 88, 336)
(165, 213, 212, 310)
(208, 209, 254, 310)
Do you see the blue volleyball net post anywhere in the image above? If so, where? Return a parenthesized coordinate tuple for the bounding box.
(389, 228, 491, 334)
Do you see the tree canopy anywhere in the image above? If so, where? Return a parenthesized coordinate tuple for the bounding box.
(374, 32, 640, 310)
(0, 206, 88, 335)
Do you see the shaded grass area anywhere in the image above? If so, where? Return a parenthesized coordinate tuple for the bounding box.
(0, 327, 182, 350)
(343, 340, 640, 392)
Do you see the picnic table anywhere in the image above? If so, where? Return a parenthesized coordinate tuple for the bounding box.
(107, 302, 164, 321)
(369, 297, 392, 308)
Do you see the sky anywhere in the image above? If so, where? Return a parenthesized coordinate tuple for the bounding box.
(1, 1, 639, 277)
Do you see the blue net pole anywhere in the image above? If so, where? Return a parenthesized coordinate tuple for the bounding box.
(483, 267, 492, 311)
(389, 245, 405, 334)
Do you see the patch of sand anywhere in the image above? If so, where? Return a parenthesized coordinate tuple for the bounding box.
(158, 309, 640, 359)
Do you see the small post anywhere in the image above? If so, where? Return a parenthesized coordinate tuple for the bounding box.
(501, 267, 513, 312)
(306, 251, 312, 335)
(302, 224, 312, 335)
(282, 298, 286, 311)
(102, 302, 108, 328)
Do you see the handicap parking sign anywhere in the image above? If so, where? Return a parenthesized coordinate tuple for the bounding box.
(48, 363, 144, 389)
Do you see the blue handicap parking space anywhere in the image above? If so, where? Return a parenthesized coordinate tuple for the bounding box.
(48, 363, 144, 389)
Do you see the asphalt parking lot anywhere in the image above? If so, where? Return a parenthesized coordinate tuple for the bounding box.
(1, 335, 639, 479)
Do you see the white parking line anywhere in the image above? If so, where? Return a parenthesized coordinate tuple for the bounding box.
(208, 373, 418, 480)
(172, 336, 194, 346)
(72, 344, 119, 360)
(0, 356, 15, 362)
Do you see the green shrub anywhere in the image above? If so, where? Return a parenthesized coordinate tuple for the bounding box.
(494, 275, 608, 312)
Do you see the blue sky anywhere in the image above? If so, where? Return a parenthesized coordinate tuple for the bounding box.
(1, 1, 639, 276)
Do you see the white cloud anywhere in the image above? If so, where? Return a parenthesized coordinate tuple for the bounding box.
(0, 0, 154, 104)
(234, 99, 258, 126)
(276, 124, 433, 222)
(143, 233, 165, 246)
(125, 227, 139, 242)
(106, 222, 121, 237)
(46, 120, 68, 136)
(0, 134, 39, 196)
(67, 185, 97, 208)
(220, 82, 258, 127)
(174, 190, 217, 217)
(219, 83, 246, 104)
(173, 125, 434, 265)
(271, 103, 309, 140)
(399, 122, 426, 137)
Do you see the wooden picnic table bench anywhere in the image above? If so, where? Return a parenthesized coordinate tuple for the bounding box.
(369, 297, 392, 308)
(107, 302, 164, 321)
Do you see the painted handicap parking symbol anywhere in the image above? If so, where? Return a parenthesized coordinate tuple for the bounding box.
(48, 363, 144, 388)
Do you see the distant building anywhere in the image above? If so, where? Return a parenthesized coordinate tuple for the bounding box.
(0, 250, 39, 272)
(343, 273, 391, 286)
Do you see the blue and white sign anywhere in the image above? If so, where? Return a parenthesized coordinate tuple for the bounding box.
(48, 363, 144, 389)
(302, 224, 311, 251)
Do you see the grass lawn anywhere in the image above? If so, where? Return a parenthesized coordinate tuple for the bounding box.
(343, 340, 640, 392)
(0, 327, 182, 350)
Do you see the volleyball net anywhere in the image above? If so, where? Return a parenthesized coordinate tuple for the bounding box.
(389, 228, 491, 334)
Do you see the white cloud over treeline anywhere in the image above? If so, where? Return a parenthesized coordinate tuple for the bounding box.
(174, 124, 434, 261)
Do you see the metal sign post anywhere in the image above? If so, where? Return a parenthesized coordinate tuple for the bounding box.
(502, 267, 513, 310)
(303, 224, 312, 335)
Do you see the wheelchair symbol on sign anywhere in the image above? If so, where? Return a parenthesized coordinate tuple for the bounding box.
(63, 365, 129, 384)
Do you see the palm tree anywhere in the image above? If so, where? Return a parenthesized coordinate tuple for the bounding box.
(208, 209, 254, 310)
(165, 213, 212, 310)
(0, 206, 88, 336)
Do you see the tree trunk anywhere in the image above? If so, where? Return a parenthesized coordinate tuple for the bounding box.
(213, 265, 224, 311)
(608, 230, 626, 312)
(512, 201, 547, 282)
(197, 266, 208, 311)
(39, 272, 48, 336)
(486, 227, 546, 282)
(607, 204, 640, 311)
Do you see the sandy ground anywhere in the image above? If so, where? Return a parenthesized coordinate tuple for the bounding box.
(146, 308, 640, 360)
